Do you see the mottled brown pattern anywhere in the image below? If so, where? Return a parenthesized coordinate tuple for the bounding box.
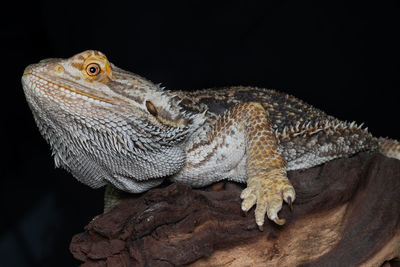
(172, 87, 334, 133)
(70, 62, 83, 70)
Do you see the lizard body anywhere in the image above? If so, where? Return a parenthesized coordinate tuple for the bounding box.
(22, 51, 400, 229)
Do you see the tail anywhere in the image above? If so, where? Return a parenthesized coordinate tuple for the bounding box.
(378, 137, 400, 160)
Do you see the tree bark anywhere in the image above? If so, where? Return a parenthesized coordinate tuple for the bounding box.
(70, 153, 400, 267)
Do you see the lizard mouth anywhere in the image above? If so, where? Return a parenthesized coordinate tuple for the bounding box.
(23, 72, 113, 104)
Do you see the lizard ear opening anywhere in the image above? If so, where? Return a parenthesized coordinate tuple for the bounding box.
(146, 101, 158, 117)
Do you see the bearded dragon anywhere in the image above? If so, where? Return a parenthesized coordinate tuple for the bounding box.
(21, 50, 400, 230)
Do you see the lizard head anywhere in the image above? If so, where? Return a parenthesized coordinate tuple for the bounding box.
(22, 50, 205, 192)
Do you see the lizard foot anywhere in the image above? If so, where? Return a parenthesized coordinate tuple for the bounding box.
(240, 169, 295, 229)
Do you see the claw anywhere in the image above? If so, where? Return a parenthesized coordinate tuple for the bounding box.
(288, 196, 293, 211)
(283, 187, 296, 212)
(273, 217, 286, 225)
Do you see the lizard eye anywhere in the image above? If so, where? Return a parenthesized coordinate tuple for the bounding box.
(86, 63, 101, 76)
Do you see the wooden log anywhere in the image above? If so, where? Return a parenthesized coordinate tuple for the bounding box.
(70, 153, 400, 266)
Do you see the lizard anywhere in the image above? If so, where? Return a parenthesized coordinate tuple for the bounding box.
(21, 50, 400, 230)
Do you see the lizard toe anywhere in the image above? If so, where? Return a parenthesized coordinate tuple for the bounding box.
(241, 192, 257, 212)
(266, 196, 285, 225)
(240, 186, 254, 199)
(283, 186, 296, 210)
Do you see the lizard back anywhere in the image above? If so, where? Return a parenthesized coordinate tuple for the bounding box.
(171, 86, 378, 170)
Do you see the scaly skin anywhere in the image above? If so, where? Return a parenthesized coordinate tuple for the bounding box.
(21, 50, 400, 229)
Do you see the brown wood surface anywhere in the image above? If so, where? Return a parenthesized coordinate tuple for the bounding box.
(70, 153, 400, 267)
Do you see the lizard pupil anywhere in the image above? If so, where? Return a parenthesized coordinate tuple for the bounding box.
(86, 63, 101, 76)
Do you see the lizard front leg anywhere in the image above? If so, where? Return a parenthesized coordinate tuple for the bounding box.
(178, 102, 295, 229)
(238, 102, 295, 229)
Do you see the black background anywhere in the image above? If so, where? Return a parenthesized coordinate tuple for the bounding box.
(2, 2, 400, 266)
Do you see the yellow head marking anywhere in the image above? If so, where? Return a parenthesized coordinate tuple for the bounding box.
(71, 50, 114, 81)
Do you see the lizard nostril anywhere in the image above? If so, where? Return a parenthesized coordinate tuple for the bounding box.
(55, 65, 64, 74)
